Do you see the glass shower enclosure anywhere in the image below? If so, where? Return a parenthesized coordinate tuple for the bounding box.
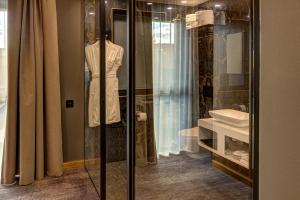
(84, 0, 259, 199)
(84, 0, 129, 199)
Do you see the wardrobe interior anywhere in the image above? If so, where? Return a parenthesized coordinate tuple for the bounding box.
(84, 0, 253, 199)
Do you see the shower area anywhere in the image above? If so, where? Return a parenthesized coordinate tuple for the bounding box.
(84, 0, 256, 199)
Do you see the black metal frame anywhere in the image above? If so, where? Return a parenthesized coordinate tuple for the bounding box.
(97, 0, 260, 199)
(99, 0, 106, 199)
(127, 0, 136, 199)
(98, 0, 136, 199)
(252, 0, 260, 199)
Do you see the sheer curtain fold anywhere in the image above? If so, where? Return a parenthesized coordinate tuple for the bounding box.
(135, 11, 157, 166)
(1, 0, 63, 185)
(153, 19, 194, 157)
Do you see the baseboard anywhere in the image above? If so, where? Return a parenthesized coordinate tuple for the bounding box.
(63, 160, 85, 170)
(85, 158, 100, 167)
(63, 158, 100, 170)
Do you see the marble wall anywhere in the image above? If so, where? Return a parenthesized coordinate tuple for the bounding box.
(135, 95, 157, 167)
(190, 23, 250, 120)
(192, 25, 214, 118)
(194, 1, 251, 118)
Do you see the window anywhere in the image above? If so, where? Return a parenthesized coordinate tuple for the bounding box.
(0, 11, 7, 48)
(152, 22, 175, 44)
(0, 7, 7, 177)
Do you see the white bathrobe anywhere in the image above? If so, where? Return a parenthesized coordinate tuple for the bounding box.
(85, 40, 124, 127)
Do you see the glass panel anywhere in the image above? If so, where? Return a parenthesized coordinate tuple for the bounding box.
(105, 2, 128, 200)
(84, 0, 101, 194)
(0, 0, 7, 178)
(212, 0, 251, 171)
(84, 1, 128, 198)
(135, 0, 253, 199)
(225, 136, 250, 168)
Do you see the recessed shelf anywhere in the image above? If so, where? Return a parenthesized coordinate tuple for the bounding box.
(198, 118, 250, 168)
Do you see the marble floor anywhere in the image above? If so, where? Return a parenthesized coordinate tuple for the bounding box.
(135, 153, 252, 200)
(88, 152, 252, 200)
(0, 169, 100, 200)
(0, 153, 252, 200)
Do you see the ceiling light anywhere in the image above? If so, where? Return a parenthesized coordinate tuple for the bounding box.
(214, 4, 222, 8)
(167, 7, 173, 10)
(147, 2, 153, 5)
(89, 12, 95, 15)
(181, 0, 187, 3)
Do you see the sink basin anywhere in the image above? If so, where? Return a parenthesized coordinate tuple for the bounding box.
(209, 109, 249, 127)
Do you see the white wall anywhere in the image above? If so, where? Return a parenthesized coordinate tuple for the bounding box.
(260, 0, 300, 199)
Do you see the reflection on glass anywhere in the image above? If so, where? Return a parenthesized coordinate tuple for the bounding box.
(84, 0, 101, 194)
(84, 1, 129, 198)
(105, 4, 128, 200)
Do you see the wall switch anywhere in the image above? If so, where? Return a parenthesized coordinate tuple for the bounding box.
(66, 100, 74, 108)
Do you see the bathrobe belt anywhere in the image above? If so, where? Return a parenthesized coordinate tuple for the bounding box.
(92, 73, 117, 79)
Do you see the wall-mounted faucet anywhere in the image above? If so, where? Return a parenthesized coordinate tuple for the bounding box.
(232, 104, 248, 112)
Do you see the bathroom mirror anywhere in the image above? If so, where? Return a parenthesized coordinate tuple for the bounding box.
(215, 28, 249, 91)
(227, 32, 243, 74)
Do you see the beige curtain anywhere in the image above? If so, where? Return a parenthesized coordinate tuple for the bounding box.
(1, 0, 63, 185)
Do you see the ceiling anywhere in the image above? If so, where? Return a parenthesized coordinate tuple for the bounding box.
(137, 0, 210, 7)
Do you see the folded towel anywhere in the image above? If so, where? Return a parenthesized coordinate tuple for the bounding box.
(186, 14, 198, 29)
(186, 10, 214, 29)
(195, 10, 214, 26)
(234, 151, 248, 157)
(136, 111, 147, 122)
(186, 14, 196, 22)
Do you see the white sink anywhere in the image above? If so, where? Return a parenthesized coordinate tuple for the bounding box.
(209, 109, 249, 127)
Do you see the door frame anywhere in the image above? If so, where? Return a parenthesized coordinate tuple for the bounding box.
(98, 0, 261, 199)
(99, 0, 107, 199)
(127, 0, 136, 199)
(252, 0, 260, 199)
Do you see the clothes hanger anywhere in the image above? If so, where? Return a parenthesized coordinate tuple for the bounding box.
(94, 32, 111, 43)
(105, 30, 112, 41)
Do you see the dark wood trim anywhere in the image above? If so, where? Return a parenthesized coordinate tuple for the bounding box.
(212, 160, 252, 186)
(135, 89, 153, 96)
(63, 160, 85, 170)
(127, 0, 136, 199)
(118, 89, 153, 97)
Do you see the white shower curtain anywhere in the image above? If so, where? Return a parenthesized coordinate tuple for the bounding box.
(152, 19, 194, 157)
